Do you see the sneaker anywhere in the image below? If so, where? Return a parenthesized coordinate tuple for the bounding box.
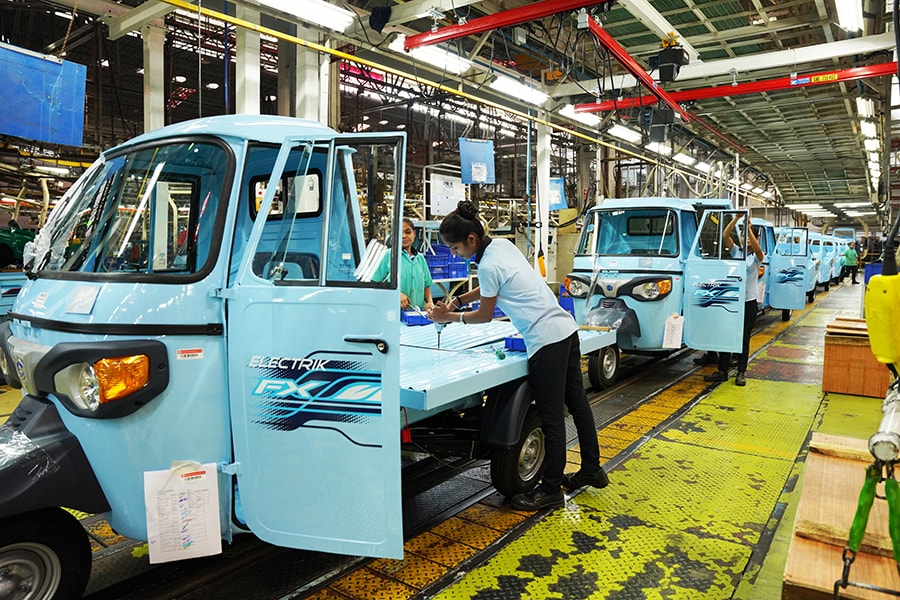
(704, 370, 728, 382)
(562, 468, 610, 490)
(852, 281, 860, 284)
(735, 372, 746, 386)
(511, 486, 565, 510)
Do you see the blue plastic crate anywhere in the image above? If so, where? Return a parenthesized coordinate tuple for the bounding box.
(426, 244, 467, 280)
(504, 335, 526, 352)
(472, 301, 505, 318)
(401, 310, 430, 326)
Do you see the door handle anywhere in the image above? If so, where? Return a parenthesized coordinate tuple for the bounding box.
(344, 336, 389, 354)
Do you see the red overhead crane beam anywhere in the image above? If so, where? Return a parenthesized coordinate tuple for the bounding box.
(403, 0, 612, 50)
(574, 62, 899, 113)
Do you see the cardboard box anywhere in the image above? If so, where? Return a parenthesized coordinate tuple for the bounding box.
(823, 319, 892, 398)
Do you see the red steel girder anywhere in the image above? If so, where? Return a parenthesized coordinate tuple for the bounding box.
(585, 18, 691, 124)
(404, 0, 612, 50)
(575, 61, 899, 113)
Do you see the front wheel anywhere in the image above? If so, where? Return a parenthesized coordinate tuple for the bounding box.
(807, 288, 815, 303)
(781, 309, 792, 322)
(490, 407, 545, 497)
(588, 344, 619, 390)
(0, 508, 92, 600)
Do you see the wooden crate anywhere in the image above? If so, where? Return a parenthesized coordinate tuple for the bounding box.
(823, 318, 892, 398)
(783, 434, 900, 600)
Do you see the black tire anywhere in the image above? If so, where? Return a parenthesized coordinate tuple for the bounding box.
(588, 344, 619, 390)
(0, 508, 92, 600)
(823, 280, 830, 291)
(490, 406, 545, 497)
(781, 309, 792, 322)
(807, 288, 815, 303)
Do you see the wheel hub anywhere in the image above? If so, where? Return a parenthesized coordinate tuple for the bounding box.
(0, 544, 60, 600)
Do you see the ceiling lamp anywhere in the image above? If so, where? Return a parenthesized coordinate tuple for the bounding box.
(695, 161, 711, 173)
(644, 141, 671, 156)
(257, 0, 355, 32)
(864, 138, 880, 153)
(860, 120, 877, 138)
(835, 0, 864, 32)
(856, 97, 874, 118)
(388, 35, 471, 75)
(559, 104, 600, 127)
(489, 75, 548, 106)
(672, 152, 696, 166)
(34, 164, 70, 176)
(608, 123, 642, 144)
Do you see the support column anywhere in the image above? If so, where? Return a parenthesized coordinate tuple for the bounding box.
(535, 116, 551, 276)
(235, 5, 260, 115)
(298, 28, 326, 123)
(141, 25, 166, 133)
(277, 35, 296, 117)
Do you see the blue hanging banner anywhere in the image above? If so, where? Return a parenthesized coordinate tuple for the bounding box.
(549, 177, 568, 210)
(459, 138, 496, 184)
(0, 42, 86, 147)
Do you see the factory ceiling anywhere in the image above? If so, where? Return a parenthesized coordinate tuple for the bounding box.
(0, 0, 896, 233)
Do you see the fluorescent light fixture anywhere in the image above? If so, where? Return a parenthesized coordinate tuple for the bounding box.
(500, 128, 517, 137)
(739, 182, 752, 190)
(861, 120, 877, 138)
(695, 161, 711, 173)
(864, 138, 880, 152)
(34, 164, 69, 176)
(869, 152, 880, 163)
(762, 191, 773, 198)
(785, 203, 822, 210)
(257, 0, 354, 32)
(608, 123, 642, 144)
(835, 202, 872, 208)
(846, 210, 877, 216)
(206, 82, 220, 90)
(856, 97, 874, 118)
(559, 104, 600, 127)
(489, 75, 548, 106)
(752, 187, 764, 194)
(672, 152, 696, 166)
(397, 124, 407, 129)
(835, 0, 864, 32)
(644, 141, 671, 156)
(388, 35, 472, 75)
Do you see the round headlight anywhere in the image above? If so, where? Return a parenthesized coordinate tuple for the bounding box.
(566, 278, 589, 298)
(635, 281, 661, 299)
(55, 363, 101, 412)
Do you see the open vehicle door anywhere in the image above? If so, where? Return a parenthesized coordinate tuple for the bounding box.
(226, 133, 405, 558)
(683, 210, 748, 353)
(770, 227, 809, 311)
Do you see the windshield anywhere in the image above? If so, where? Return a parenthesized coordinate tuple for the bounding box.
(28, 139, 231, 277)
(577, 208, 679, 257)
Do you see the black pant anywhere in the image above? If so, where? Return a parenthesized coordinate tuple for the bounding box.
(527, 332, 601, 491)
(717, 299, 758, 374)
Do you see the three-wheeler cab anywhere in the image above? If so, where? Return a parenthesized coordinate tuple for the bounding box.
(0, 115, 615, 599)
(810, 232, 836, 289)
(750, 218, 807, 321)
(775, 226, 818, 304)
(564, 198, 756, 385)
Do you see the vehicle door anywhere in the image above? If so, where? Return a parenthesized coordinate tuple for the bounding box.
(769, 227, 808, 310)
(683, 210, 748, 352)
(226, 133, 405, 558)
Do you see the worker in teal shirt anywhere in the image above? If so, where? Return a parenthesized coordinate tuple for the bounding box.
(373, 218, 434, 310)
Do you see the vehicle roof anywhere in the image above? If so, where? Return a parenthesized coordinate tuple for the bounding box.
(589, 197, 729, 212)
(750, 217, 774, 227)
(114, 115, 337, 151)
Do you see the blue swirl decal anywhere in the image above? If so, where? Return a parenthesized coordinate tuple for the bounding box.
(775, 267, 804, 286)
(248, 351, 383, 446)
(691, 280, 740, 312)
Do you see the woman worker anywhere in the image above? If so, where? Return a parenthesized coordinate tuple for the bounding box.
(373, 217, 434, 310)
(704, 214, 763, 387)
(429, 201, 608, 510)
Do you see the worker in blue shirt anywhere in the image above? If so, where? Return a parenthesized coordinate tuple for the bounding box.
(429, 201, 608, 511)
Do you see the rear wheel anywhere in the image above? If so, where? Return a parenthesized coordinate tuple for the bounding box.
(807, 288, 815, 303)
(781, 309, 792, 322)
(490, 407, 545, 497)
(588, 344, 619, 390)
(0, 508, 92, 600)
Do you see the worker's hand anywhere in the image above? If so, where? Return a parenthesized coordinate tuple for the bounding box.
(400, 293, 411, 309)
(423, 301, 434, 312)
(429, 301, 453, 323)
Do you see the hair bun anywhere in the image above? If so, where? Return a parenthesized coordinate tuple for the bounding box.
(456, 200, 478, 220)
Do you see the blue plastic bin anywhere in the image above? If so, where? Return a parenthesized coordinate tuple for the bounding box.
(504, 335, 526, 352)
(401, 310, 430, 326)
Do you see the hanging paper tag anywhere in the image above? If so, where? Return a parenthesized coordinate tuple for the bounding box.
(144, 461, 222, 564)
(662, 314, 683, 349)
